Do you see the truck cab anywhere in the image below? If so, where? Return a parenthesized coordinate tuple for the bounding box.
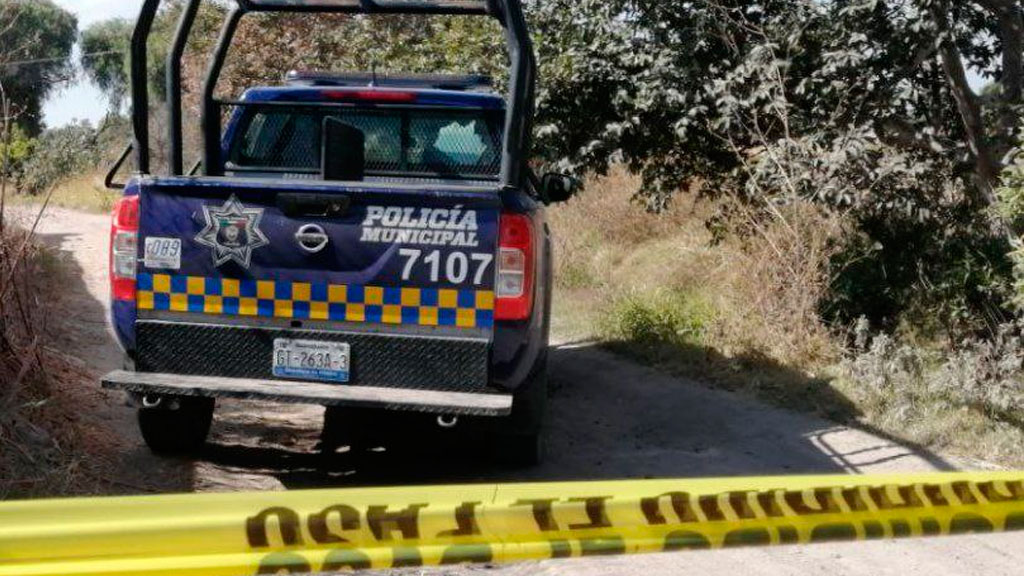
(103, 0, 576, 466)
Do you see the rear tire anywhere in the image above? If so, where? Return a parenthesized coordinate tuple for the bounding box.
(494, 370, 548, 467)
(321, 405, 369, 454)
(138, 397, 214, 455)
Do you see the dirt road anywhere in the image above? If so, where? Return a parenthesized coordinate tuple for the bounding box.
(22, 205, 1024, 575)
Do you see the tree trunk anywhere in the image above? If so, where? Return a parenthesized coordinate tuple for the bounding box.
(930, 2, 1002, 208)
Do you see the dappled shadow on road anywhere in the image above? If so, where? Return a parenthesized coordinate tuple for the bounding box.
(28, 217, 197, 496)
(197, 341, 955, 491)
(598, 337, 957, 474)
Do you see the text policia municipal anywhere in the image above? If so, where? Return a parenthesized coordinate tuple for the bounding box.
(361, 206, 480, 248)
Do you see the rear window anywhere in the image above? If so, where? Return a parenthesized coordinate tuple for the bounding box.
(228, 106, 503, 179)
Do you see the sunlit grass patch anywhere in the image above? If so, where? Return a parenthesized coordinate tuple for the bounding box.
(8, 171, 119, 214)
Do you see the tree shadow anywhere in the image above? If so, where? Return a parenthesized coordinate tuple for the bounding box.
(27, 220, 198, 496)
(597, 338, 957, 474)
(198, 339, 955, 490)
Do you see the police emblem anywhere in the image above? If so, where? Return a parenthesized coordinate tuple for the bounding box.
(195, 195, 269, 268)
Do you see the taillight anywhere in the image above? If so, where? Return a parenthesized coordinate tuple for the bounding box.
(495, 213, 534, 321)
(110, 195, 139, 302)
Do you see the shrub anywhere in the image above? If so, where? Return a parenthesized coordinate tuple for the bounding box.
(18, 122, 100, 195)
(843, 324, 1024, 428)
(843, 332, 927, 413)
(0, 228, 87, 497)
(718, 199, 841, 365)
(935, 323, 1024, 425)
(602, 289, 715, 352)
(997, 152, 1024, 311)
(0, 124, 36, 179)
(824, 210, 1013, 340)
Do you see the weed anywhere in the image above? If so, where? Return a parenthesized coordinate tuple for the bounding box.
(0, 229, 99, 498)
(837, 325, 1024, 466)
(555, 259, 596, 291)
(602, 289, 714, 351)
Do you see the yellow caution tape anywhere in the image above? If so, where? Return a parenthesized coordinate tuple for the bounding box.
(1, 471, 1023, 575)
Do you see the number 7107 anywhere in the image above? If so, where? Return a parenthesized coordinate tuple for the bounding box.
(399, 249, 494, 286)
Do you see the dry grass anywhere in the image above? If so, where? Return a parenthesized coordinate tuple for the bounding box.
(8, 171, 119, 214)
(549, 171, 857, 423)
(714, 197, 842, 366)
(550, 168, 1024, 467)
(549, 168, 839, 367)
(832, 331, 1024, 467)
(0, 219, 104, 498)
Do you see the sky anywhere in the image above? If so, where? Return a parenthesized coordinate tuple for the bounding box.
(42, 0, 143, 128)
(42, 0, 989, 129)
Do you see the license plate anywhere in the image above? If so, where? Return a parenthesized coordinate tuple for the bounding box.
(272, 339, 350, 383)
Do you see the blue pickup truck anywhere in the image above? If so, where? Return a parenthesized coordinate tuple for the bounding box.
(102, 0, 576, 466)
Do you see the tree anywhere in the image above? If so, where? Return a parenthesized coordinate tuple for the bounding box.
(522, 1, 1023, 211)
(80, 19, 133, 113)
(924, 0, 1023, 210)
(182, 11, 504, 106)
(517, 0, 1024, 334)
(17, 121, 99, 195)
(0, 0, 77, 136)
(80, 0, 1023, 332)
(83, 1, 227, 110)
(78, 1, 1024, 214)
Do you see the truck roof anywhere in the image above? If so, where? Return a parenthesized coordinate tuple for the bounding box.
(240, 85, 506, 110)
(285, 70, 494, 91)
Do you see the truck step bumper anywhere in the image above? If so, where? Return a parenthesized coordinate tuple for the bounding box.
(101, 370, 512, 416)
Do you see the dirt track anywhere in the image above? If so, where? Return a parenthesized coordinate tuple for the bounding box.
(23, 205, 1024, 575)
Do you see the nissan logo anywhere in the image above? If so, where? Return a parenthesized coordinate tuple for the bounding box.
(295, 224, 329, 253)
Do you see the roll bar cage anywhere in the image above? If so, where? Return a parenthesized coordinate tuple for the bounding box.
(128, 0, 535, 188)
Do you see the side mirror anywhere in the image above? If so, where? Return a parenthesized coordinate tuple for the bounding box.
(322, 117, 365, 181)
(541, 172, 580, 204)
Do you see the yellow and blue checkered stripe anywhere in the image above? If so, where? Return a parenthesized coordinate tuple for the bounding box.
(136, 273, 495, 329)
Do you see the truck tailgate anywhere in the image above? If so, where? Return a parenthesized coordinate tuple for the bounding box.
(132, 177, 501, 392)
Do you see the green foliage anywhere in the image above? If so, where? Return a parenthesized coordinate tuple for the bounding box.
(523, 1, 1024, 338)
(997, 151, 1024, 310)
(146, 0, 228, 103)
(602, 289, 715, 351)
(825, 208, 1013, 338)
(844, 324, 1024, 430)
(18, 122, 100, 195)
(197, 12, 504, 104)
(0, 124, 36, 178)
(83, 1, 228, 109)
(0, 0, 77, 136)
(526, 1, 1015, 209)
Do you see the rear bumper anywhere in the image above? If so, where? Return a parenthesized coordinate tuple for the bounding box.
(101, 370, 512, 416)
(135, 319, 491, 393)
